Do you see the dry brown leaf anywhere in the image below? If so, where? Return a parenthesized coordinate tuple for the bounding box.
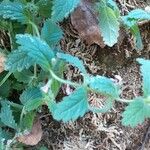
(17, 119, 42, 146)
(71, 0, 105, 47)
(0, 53, 6, 73)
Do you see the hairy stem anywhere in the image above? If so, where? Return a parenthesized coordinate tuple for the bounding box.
(34, 63, 37, 78)
(0, 72, 11, 86)
(6, 101, 23, 109)
(19, 107, 25, 132)
(49, 69, 134, 104)
(49, 69, 80, 87)
(28, 21, 40, 38)
(9, 23, 16, 50)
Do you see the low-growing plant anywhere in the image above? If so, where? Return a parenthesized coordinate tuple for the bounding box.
(0, 0, 150, 149)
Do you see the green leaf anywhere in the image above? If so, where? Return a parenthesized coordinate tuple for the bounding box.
(52, 59, 65, 76)
(130, 24, 143, 50)
(51, 79, 61, 97)
(11, 82, 25, 91)
(0, 128, 12, 141)
(0, 2, 27, 24)
(122, 97, 150, 127)
(122, 9, 150, 27)
(57, 52, 86, 74)
(88, 75, 119, 98)
(20, 88, 42, 105)
(106, 0, 120, 18)
(122, 17, 135, 27)
(13, 70, 33, 83)
(124, 9, 150, 20)
(0, 73, 11, 98)
(22, 111, 35, 130)
(98, 1, 120, 46)
(51, 0, 80, 22)
(0, 101, 17, 129)
(47, 99, 57, 114)
(0, 80, 11, 98)
(137, 58, 150, 97)
(20, 87, 44, 111)
(36, 0, 52, 18)
(51, 59, 65, 97)
(41, 19, 63, 47)
(16, 34, 55, 70)
(52, 87, 88, 122)
(0, 19, 10, 30)
(5, 50, 35, 72)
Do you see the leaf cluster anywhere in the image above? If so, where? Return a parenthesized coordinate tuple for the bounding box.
(0, 0, 150, 149)
(96, 0, 150, 49)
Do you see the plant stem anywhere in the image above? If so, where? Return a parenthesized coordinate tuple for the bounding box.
(28, 21, 40, 38)
(0, 72, 11, 86)
(19, 107, 25, 132)
(49, 69, 134, 104)
(34, 63, 37, 78)
(9, 22, 15, 50)
(49, 69, 80, 87)
(6, 101, 23, 109)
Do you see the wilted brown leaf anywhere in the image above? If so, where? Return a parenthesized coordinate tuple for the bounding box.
(0, 53, 6, 73)
(71, 0, 105, 47)
(17, 119, 42, 146)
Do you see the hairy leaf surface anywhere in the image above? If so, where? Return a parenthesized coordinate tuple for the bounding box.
(89, 76, 119, 98)
(0, 19, 10, 31)
(22, 111, 36, 130)
(57, 52, 86, 74)
(0, 101, 17, 129)
(122, 97, 150, 127)
(52, 87, 88, 122)
(0, 73, 11, 98)
(0, 2, 27, 24)
(137, 58, 150, 97)
(5, 50, 34, 72)
(51, 0, 80, 22)
(20, 88, 44, 111)
(106, 0, 120, 18)
(13, 70, 33, 83)
(122, 9, 150, 27)
(130, 24, 143, 50)
(36, 0, 52, 18)
(124, 9, 150, 20)
(41, 19, 63, 46)
(16, 34, 55, 70)
(98, 1, 119, 46)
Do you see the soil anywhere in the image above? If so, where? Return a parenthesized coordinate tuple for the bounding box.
(1, 0, 150, 150)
